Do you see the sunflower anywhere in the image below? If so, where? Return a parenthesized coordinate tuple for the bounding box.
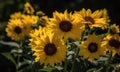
(38, 16, 50, 27)
(30, 15, 39, 24)
(116, 64, 120, 72)
(102, 8, 110, 23)
(79, 34, 106, 62)
(74, 8, 109, 29)
(110, 24, 120, 34)
(47, 10, 84, 41)
(5, 19, 25, 41)
(29, 26, 47, 51)
(102, 34, 120, 56)
(10, 12, 25, 19)
(21, 15, 39, 36)
(24, 2, 34, 14)
(30, 32, 67, 67)
(22, 16, 33, 36)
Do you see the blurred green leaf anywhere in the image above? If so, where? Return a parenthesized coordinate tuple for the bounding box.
(11, 48, 23, 54)
(67, 51, 74, 55)
(86, 68, 97, 72)
(1, 52, 16, 66)
(18, 61, 29, 70)
(19, 61, 43, 72)
(0, 40, 20, 48)
(39, 67, 55, 72)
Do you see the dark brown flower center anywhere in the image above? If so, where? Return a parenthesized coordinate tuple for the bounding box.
(59, 21, 72, 32)
(84, 16, 95, 24)
(44, 43, 57, 56)
(14, 26, 22, 34)
(88, 42, 98, 53)
(28, 6, 32, 12)
(108, 39, 120, 49)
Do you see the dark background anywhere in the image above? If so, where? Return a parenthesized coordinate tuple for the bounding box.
(0, 0, 120, 25)
(0, 0, 120, 72)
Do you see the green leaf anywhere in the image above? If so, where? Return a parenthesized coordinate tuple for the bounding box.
(11, 48, 23, 54)
(18, 61, 30, 70)
(38, 67, 55, 72)
(0, 40, 20, 48)
(86, 68, 96, 72)
(1, 52, 16, 66)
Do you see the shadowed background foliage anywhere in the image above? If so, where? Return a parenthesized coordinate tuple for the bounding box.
(0, 0, 120, 72)
(0, 0, 120, 24)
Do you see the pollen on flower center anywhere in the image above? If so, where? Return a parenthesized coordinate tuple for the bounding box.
(108, 39, 120, 49)
(84, 16, 95, 24)
(14, 26, 22, 34)
(44, 43, 57, 56)
(59, 21, 72, 32)
(88, 42, 98, 53)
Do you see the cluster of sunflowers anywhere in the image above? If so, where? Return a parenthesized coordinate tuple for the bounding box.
(5, 2, 120, 72)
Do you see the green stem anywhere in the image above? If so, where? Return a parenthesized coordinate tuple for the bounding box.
(16, 40, 23, 72)
(71, 47, 79, 72)
(64, 58, 67, 72)
(103, 52, 112, 72)
(71, 56, 75, 72)
(16, 55, 21, 72)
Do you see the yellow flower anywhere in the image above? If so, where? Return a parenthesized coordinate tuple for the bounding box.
(5, 19, 25, 41)
(79, 34, 106, 62)
(21, 15, 39, 36)
(110, 24, 120, 34)
(38, 16, 50, 27)
(30, 32, 67, 67)
(116, 64, 120, 72)
(10, 12, 25, 19)
(30, 15, 39, 24)
(21, 16, 33, 36)
(24, 2, 34, 14)
(41, 16, 50, 22)
(102, 34, 120, 56)
(47, 10, 84, 41)
(74, 8, 109, 29)
(29, 26, 47, 51)
(102, 8, 110, 23)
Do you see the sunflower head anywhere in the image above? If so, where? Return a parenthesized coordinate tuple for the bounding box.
(24, 2, 34, 14)
(29, 27, 67, 67)
(79, 33, 106, 62)
(116, 64, 120, 72)
(29, 26, 47, 50)
(88, 42, 98, 53)
(38, 16, 50, 27)
(74, 8, 108, 29)
(21, 15, 34, 36)
(30, 15, 39, 24)
(10, 12, 25, 19)
(110, 24, 120, 34)
(84, 16, 95, 24)
(59, 20, 72, 32)
(5, 19, 25, 41)
(102, 8, 110, 23)
(47, 10, 84, 42)
(103, 34, 120, 56)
